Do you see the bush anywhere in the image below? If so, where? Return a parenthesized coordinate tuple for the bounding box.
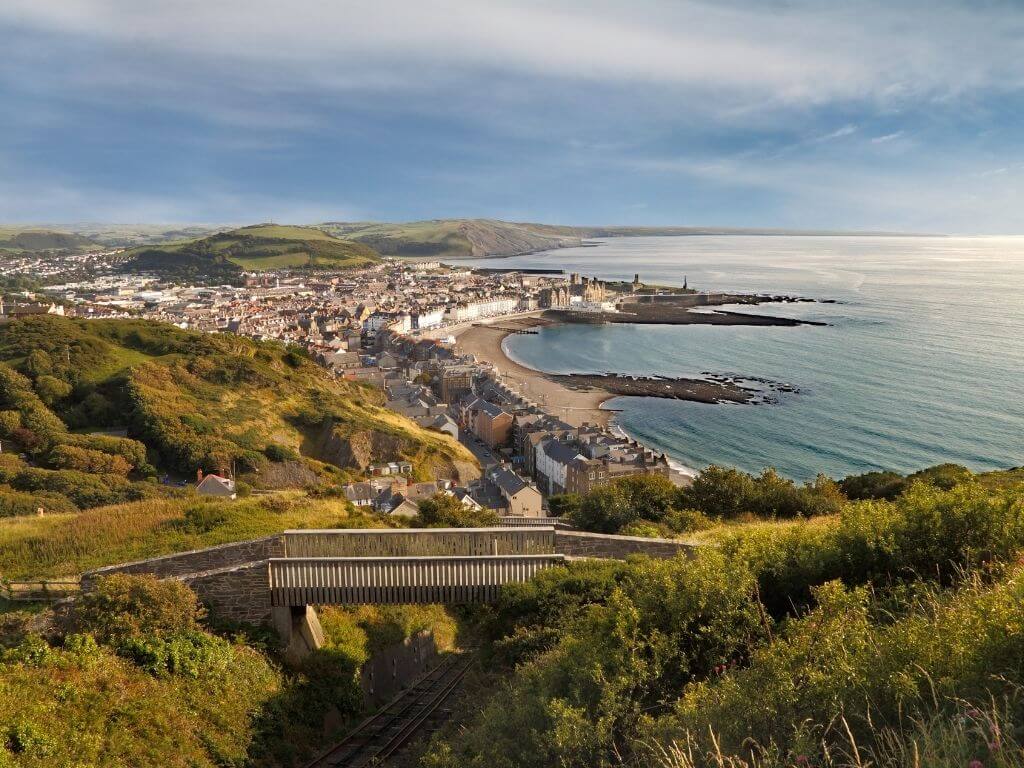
(0, 485, 77, 517)
(48, 444, 132, 475)
(0, 409, 21, 437)
(416, 493, 499, 528)
(11, 467, 136, 508)
(118, 631, 235, 678)
(72, 574, 205, 642)
(264, 443, 300, 462)
(839, 469, 907, 500)
(679, 466, 844, 520)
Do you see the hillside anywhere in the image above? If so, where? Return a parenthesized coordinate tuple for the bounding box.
(0, 227, 98, 254)
(0, 316, 476, 516)
(321, 219, 582, 258)
(122, 224, 380, 282)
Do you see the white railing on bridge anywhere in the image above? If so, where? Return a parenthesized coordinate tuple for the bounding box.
(268, 554, 566, 605)
(498, 516, 573, 529)
(282, 527, 555, 558)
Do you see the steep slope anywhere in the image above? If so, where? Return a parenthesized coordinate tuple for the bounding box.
(122, 224, 380, 282)
(321, 219, 582, 258)
(0, 317, 476, 505)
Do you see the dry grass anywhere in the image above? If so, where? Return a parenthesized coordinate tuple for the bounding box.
(0, 492, 361, 579)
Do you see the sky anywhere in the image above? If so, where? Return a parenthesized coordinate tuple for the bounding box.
(2, 0, 1024, 232)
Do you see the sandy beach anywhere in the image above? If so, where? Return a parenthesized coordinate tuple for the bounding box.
(453, 314, 614, 427)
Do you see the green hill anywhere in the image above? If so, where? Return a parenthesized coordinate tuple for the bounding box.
(0, 227, 98, 254)
(0, 316, 476, 515)
(122, 224, 380, 282)
(321, 219, 582, 258)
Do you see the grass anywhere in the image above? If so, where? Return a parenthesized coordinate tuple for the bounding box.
(121, 224, 380, 276)
(0, 493, 371, 579)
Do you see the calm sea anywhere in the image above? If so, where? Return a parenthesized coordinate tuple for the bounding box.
(458, 236, 1024, 481)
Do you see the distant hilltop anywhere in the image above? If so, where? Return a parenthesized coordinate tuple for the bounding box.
(1, 219, 941, 265)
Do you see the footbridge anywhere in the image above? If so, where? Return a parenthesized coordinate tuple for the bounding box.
(83, 524, 695, 657)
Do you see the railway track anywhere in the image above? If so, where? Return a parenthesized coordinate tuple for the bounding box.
(304, 652, 475, 768)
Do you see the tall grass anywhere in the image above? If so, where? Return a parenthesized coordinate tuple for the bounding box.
(0, 493, 362, 578)
(655, 694, 1024, 768)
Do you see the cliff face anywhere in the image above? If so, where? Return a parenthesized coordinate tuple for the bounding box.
(315, 422, 479, 483)
(458, 220, 581, 258)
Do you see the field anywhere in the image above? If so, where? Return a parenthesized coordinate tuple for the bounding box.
(120, 223, 380, 281)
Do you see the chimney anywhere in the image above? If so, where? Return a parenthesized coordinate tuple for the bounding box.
(197, 468, 203, 483)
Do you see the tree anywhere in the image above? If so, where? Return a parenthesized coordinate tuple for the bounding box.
(679, 465, 758, 518)
(416, 493, 499, 528)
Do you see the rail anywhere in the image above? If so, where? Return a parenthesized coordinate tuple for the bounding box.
(269, 554, 566, 606)
(498, 516, 573, 528)
(305, 652, 475, 768)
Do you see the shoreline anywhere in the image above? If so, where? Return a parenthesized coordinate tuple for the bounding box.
(452, 310, 767, 428)
(453, 315, 615, 427)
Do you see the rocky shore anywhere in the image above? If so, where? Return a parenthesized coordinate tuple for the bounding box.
(547, 373, 754, 404)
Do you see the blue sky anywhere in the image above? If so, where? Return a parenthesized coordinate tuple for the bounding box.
(2, 0, 1024, 232)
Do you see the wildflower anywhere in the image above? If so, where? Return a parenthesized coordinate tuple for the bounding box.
(794, 756, 811, 767)
(969, 759, 984, 768)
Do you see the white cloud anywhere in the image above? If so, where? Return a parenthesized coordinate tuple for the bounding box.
(871, 131, 906, 144)
(4, 0, 1024, 113)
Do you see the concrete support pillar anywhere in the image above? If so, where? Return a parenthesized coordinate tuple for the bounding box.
(271, 604, 325, 664)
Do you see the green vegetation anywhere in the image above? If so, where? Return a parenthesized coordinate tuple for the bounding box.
(0, 316, 475, 510)
(416, 493, 500, 528)
(0, 572, 458, 767)
(122, 223, 380, 282)
(0, 493, 369, 579)
(421, 472, 1024, 768)
(0, 227, 97, 254)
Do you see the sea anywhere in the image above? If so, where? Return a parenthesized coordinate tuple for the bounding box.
(456, 236, 1024, 481)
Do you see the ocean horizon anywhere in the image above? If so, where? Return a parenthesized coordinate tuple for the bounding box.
(459, 235, 1024, 481)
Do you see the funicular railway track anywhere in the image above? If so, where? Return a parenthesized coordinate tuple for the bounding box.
(304, 652, 475, 767)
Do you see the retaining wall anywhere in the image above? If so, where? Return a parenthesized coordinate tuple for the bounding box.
(179, 560, 273, 625)
(82, 536, 283, 585)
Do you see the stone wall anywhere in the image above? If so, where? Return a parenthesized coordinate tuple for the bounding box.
(179, 561, 273, 625)
(554, 530, 696, 559)
(82, 536, 284, 585)
(360, 631, 439, 706)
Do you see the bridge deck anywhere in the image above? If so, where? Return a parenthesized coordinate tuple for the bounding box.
(269, 554, 566, 605)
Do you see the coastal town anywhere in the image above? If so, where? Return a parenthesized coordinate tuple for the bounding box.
(1, 255, 698, 518)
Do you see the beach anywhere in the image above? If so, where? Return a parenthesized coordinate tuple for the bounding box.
(452, 313, 757, 428)
(453, 314, 615, 427)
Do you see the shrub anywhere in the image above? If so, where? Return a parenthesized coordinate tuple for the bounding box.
(118, 631, 235, 678)
(48, 444, 132, 475)
(0, 485, 77, 517)
(11, 467, 136, 508)
(416, 493, 499, 528)
(0, 409, 21, 437)
(72, 574, 205, 642)
(264, 443, 300, 462)
(176, 502, 231, 533)
(839, 469, 907, 500)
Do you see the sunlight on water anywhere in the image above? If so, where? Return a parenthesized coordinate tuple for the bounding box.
(459, 236, 1024, 480)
